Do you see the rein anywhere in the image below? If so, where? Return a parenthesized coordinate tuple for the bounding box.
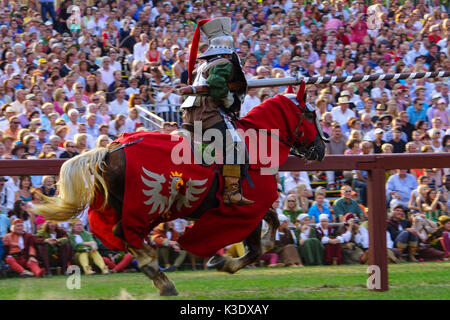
(108, 137, 144, 154)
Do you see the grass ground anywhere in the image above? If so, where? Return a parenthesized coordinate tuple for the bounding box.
(0, 261, 449, 300)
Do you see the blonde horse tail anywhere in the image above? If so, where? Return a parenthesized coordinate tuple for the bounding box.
(34, 148, 110, 222)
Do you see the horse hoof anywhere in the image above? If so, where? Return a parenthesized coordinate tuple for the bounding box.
(160, 285, 179, 296)
(206, 255, 226, 270)
(141, 265, 157, 279)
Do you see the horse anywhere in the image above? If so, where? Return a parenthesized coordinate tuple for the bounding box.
(35, 82, 328, 296)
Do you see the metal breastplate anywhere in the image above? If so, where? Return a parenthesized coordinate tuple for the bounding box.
(180, 62, 208, 110)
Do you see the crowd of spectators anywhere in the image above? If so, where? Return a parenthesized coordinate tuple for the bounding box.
(0, 0, 450, 276)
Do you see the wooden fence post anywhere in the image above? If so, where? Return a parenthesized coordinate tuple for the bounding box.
(367, 167, 389, 291)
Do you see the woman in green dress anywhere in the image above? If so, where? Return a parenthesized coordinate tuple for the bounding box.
(295, 214, 325, 266)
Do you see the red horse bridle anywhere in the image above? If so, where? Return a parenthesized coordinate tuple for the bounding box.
(280, 83, 330, 158)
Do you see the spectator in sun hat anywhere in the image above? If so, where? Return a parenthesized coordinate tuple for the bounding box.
(161, 121, 178, 134)
(11, 142, 28, 159)
(330, 96, 356, 127)
(170, 44, 180, 57)
(371, 103, 387, 122)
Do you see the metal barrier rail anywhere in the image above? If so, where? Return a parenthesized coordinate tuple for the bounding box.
(135, 104, 182, 130)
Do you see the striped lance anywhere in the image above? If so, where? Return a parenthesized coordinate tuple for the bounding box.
(247, 70, 450, 87)
(178, 71, 450, 95)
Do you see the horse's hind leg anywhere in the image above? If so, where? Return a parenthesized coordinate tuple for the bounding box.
(111, 220, 178, 295)
(103, 148, 178, 296)
(112, 223, 178, 296)
(208, 209, 279, 274)
(128, 243, 178, 296)
(208, 220, 262, 274)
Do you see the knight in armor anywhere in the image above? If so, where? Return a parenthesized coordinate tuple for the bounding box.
(180, 17, 253, 206)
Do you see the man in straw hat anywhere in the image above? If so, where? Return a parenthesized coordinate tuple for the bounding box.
(181, 17, 252, 206)
(330, 94, 356, 127)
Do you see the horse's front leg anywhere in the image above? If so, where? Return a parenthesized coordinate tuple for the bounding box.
(208, 222, 262, 274)
(129, 242, 178, 296)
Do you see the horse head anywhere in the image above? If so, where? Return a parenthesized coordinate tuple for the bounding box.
(284, 82, 329, 162)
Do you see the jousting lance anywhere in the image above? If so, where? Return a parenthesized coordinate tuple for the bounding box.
(177, 70, 450, 96)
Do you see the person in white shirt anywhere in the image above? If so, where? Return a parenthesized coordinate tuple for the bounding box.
(109, 87, 129, 117)
(9, 89, 26, 114)
(133, 33, 149, 63)
(77, 123, 96, 149)
(86, 10, 106, 37)
(149, 3, 162, 22)
(98, 57, 116, 87)
(108, 50, 122, 71)
(437, 34, 448, 53)
(403, 41, 427, 67)
(0, 176, 15, 214)
(155, 84, 181, 122)
(411, 10, 423, 31)
(48, 135, 65, 157)
(108, 114, 128, 138)
(370, 80, 391, 103)
(125, 108, 139, 132)
(240, 88, 261, 117)
(330, 96, 356, 127)
(66, 109, 80, 141)
(340, 216, 397, 263)
(125, 78, 140, 97)
(282, 172, 312, 197)
(0, 64, 15, 83)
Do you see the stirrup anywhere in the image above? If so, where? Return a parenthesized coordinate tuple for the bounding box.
(223, 190, 254, 206)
